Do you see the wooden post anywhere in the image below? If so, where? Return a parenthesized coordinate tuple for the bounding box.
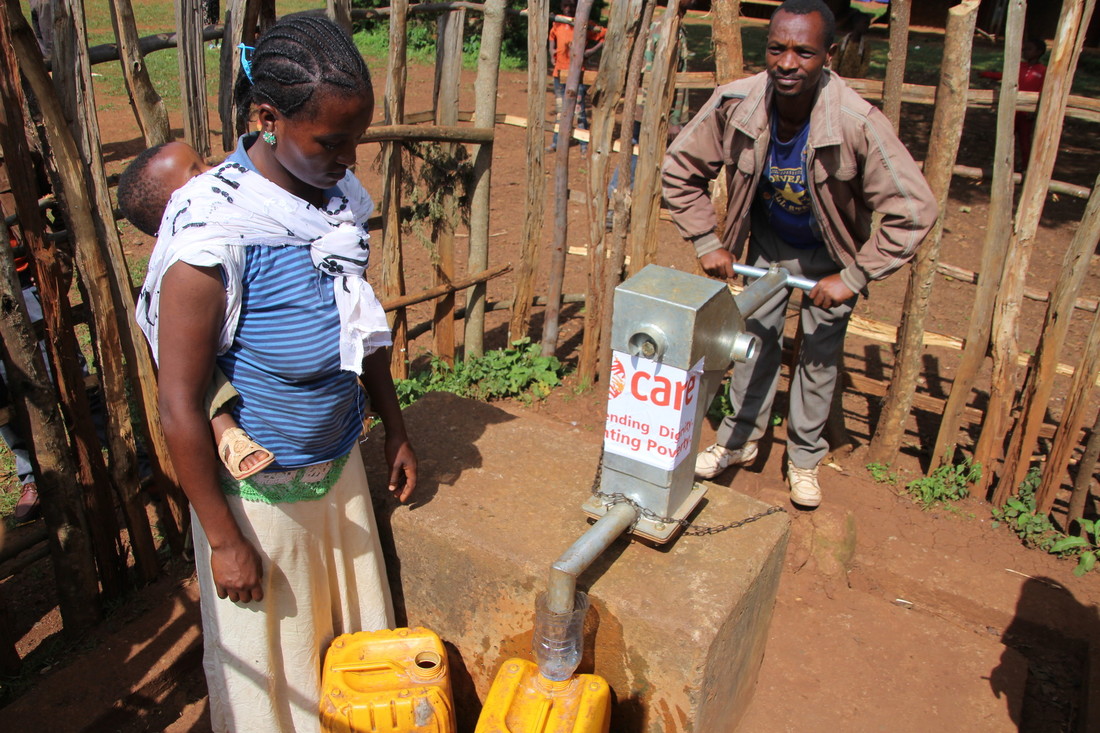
(507, 0, 548, 343)
(0, 37, 124, 603)
(1066, 410, 1100, 530)
(106, 0, 170, 147)
(980, 0, 1096, 503)
(629, 0, 683, 275)
(431, 8, 465, 366)
(9, 1, 185, 557)
(175, 0, 210, 157)
(712, 0, 743, 84)
(327, 0, 352, 33)
(381, 0, 409, 378)
(577, 0, 644, 384)
(1000, 171, 1100, 500)
(540, 0, 595, 357)
(466, 0, 506, 358)
(929, 0, 1025, 470)
(1037, 304, 1100, 515)
(218, 0, 263, 151)
(881, 0, 911, 130)
(0, 175, 99, 643)
(600, 0, 655, 382)
(867, 0, 979, 466)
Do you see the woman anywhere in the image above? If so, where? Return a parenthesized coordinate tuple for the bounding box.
(136, 17, 416, 732)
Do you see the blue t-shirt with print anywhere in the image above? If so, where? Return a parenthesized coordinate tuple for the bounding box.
(756, 118, 824, 249)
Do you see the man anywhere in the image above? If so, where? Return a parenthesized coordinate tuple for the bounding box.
(661, 0, 936, 507)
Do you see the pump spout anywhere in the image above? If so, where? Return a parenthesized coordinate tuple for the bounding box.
(546, 502, 639, 614)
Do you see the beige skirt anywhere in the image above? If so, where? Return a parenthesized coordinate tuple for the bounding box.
(191, 447, 393, 733)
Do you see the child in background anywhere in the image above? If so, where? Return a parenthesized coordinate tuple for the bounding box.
(548, 0, 606, 154)
(118, 141, 275, 480)
(980, 37, 1047, 168)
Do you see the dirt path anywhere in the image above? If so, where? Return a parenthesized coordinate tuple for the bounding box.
(2, 54, 1099, 731)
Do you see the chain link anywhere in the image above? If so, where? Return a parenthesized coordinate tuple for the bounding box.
(588, 451, 786, 536)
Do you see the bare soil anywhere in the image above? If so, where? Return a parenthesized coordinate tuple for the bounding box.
(2, 55, 1100, 732)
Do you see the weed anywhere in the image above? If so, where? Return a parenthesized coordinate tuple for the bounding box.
(993, 468, 1100, 576)
(706, 378, 735, 422)
(866, 462, 899, 486)
(394, 338, 567, 407)
(905, 457, 980, 510)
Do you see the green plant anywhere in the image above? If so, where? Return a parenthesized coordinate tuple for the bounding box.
(706, 384, 734, 422)
(395, 339, 567, 407)
(905, 457, 980, 510)
(866, 462, 898, 486)
(993, 468, 1100, 575)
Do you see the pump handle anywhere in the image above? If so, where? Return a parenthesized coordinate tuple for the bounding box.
(732, 263, 817, 292)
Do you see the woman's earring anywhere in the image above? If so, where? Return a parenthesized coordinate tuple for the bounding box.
(262, 130, 277, 146)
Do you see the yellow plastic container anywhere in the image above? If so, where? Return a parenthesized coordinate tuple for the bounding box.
(474, 658, 611, 733)
(319, 627, 456, 733)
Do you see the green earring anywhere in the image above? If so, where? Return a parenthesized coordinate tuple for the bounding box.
(262, 130, 276, 146)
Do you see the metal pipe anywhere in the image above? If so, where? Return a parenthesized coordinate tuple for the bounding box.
(733, 266, 794, 320)
(733, 263, 817, 293)
(547, 502, 639, 614)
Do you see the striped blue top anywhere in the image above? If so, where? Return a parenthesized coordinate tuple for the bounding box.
(215, 140, 364, 469)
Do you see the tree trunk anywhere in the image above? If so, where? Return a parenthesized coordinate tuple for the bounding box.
(980, 0, 1096, 504)
(326, 0, 352, 33)
(929, 0, 1025, 470)
(867, 0, 979, 466)
(465, 0, 506, 359)
(712, 0, 743, 84)
(881, 0, 912, 130)
(381, 0, 409, 378)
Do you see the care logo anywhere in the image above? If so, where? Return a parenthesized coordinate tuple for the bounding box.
(608, 357, 626, 399)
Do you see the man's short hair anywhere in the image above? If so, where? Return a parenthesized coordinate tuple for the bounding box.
(773, 0, 837, 48)
(117, 143, 172, 236)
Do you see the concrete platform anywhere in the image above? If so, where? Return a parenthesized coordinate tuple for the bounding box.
(362, 393, 790, 732)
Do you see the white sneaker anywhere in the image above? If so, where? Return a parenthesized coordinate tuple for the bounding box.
(694, 441, 758, 479)
(787, 460, 822, 507)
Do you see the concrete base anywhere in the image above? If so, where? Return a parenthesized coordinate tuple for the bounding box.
(362, 393, 789, 732)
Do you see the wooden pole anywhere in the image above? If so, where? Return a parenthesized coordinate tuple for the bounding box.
(106, 0, 170, 147)
(175, 0, 210, 157)
(600, 0, 655, 382)
(430, 7, 465, 367)
(980, 0, 1096, 503)
(712, 0, 743, 84)
(881, 0, 911, 131)
(1066, 409, 1100, 530)
(929, 0, 1025, 470)
(867, 0, 979, 466)
(1001, 170, 1100, 502)
(327, 0, 353, 33)
(465, 0, 505, 358)
(1037, 304, 1100, 515)
(539, 0, 595, 357)
(629, 0, 683, 275)
(218, 0, 262, 151)
(507, 0, 548, 343)
(577, 0, 644, 384)
(381, 0, 409, 378)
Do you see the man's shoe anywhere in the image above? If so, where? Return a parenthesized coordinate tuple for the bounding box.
(695, 441, 758, 479)
(14, 482, 40, 523)
(787, 461, 822, 508)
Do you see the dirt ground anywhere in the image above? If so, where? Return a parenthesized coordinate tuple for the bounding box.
(2, 48, 1100, 732)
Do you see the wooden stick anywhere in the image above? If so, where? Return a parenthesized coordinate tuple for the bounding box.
(929, 0, 1025, 471)
(174, 0, 209, 157)
(362, 124, 494, 144)
(1066, 409, 1100, 530)
(381, 0, 409, 378)
(217, 0, 261, 152)
(507, 0, 548, 343)
(868, 0, 979, 466)
(881, 0, 911, 130)
(541, 0, 596, 357)
(712, 0, 744, 84)
(326, 0, 352, 32)
(465, 0, 505, 359)
(1003, 171, 1100, 503)
(382, 264, 512, 311)
(983, 0, 1096, 506)
(106, 0, 169, 147)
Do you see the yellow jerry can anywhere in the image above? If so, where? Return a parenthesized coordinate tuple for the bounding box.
(475, 658, 611, 733)
(320, 627, 456, 733)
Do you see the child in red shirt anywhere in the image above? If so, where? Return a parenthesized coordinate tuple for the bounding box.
(981, 37, 1047, 167)
(548, 0, 606, 154)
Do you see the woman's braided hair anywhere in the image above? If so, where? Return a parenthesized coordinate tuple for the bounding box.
(234, 15, 372, 132)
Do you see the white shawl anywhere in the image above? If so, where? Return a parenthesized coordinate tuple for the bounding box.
(135, 156, 391, 374)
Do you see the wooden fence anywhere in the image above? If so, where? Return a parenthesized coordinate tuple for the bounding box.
(0, 0, 1098, 670)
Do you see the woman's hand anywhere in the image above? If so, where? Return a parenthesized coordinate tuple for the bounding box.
(384, 434, 417, 503)
(209, 536, 265, 603)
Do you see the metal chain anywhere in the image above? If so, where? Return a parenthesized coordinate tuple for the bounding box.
(588, 450, 786, 536)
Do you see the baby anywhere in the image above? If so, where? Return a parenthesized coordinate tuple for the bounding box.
(118, 142, 274, 480)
